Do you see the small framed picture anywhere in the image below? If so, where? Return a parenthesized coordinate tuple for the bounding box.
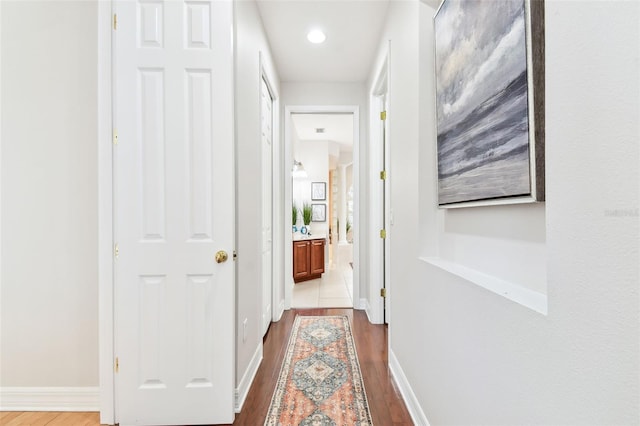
(311, 182, 326, 201)
(311, 204, 326, 222)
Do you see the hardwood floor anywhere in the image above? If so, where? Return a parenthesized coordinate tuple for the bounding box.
(0, 411, 99, 425)
(1, 309, 413, 426)
(231, 308, 413, 425)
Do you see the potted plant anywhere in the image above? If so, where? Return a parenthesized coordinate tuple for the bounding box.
(301, 202, 312, 235)
(292, 202, 298, 232)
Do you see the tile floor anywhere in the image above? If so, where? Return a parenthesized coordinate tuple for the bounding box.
(292, 245, 353, 308)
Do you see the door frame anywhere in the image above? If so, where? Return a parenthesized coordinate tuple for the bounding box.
(283, 105, 360, 310)
(259, 54, 282, 327)
(0, 1, 3, 355)
(97, 1, 114, 423)
(97, 2, 238, 423)
(368, 46, 390, 325)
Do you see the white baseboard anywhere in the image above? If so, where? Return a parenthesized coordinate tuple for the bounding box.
(388, 350, 430, 426)
(362, 298, 376, 324)
(358, 298, 369, 312)
(274, 299, 285, 322)
(0, 387, 100, 411)
(234, 343, 263, 413)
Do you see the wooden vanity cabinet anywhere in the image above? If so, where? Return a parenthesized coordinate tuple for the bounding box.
(293, 238, 325, 283)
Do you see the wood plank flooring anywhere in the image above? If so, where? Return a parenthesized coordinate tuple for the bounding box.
(0, 411, 99, 425)
(231, 308, 413, 425)
(0, 309, 412, 425)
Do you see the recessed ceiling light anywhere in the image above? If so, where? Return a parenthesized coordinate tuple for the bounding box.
(307, 30, 326, 44)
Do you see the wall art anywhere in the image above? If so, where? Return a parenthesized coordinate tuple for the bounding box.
(311, 182, 326, 201)
(434, 0, 545, 207)
(311, 204, 326, 222)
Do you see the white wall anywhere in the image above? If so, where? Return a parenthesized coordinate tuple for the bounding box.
(281, 82, 369, 302)
(367, 0, 421, 327)
(293, 140, 329, 237)
(0, 1, 98, 387)
(234, 0, 280, 405)
(419, 0, 546, 309)
(376, 0, 640, 424)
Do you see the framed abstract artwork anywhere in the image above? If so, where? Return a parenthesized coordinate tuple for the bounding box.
(311, 204, 326, 222)
(311, 182, 326, 201)
(434, 0, 545, 207)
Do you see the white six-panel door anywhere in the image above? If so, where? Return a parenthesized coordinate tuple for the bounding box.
(113, 1, 234, 424)
(261, 78, 273, 336)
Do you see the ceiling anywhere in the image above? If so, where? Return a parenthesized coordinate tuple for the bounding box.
(255, 0, 390, 82)
(257, 0, 441, 154)
(291, 113, 354, 151)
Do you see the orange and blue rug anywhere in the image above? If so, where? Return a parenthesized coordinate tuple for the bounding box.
(264, 316, 373, 425)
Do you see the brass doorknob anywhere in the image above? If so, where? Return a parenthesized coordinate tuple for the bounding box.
(215, 250, 229, 263)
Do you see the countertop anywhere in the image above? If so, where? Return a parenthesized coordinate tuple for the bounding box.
(292, 233, 327, 242)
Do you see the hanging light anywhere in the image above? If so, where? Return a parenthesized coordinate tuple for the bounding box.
(292, 160, 308, 178)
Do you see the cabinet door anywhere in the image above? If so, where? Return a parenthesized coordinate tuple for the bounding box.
(310, 240, 325, 275)
(293, 241, 310, 281)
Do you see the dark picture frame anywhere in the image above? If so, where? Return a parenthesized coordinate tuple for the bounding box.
(434, 0, 545, 207)
(311, 204, 326, 222)
(311, 182, 326, 201)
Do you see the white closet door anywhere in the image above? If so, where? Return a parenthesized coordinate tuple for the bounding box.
(113, 1, 234, 424)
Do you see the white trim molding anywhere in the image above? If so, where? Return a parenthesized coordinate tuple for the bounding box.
(0, 0, 3, 332)
(275, 299, 285, 322)
(388, 350, 431, 426)
(367, 44, 390, 325)
(259, 52, 283, 327)
(0, 387, 100, 412)
(359, 298, 369, 314)
(234, 343, 263, 413)
(97, 0, 115, 424)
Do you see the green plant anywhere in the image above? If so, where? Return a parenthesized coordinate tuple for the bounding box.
(292, 202, 298, 226)
(302, 202, 313, 225)
(346, 219, 352, 233)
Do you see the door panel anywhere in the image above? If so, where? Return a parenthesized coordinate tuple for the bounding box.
(310, 240, 325, 275)
(140, 69, 166, 241)
(114, 1, 234, 424)
(187, 71, 214, 241)
(293, 241, 310, 281)
(138, 275, 166, 389)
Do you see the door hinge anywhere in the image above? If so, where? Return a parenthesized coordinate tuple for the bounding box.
(380, 170, 387, 180)
(380, 229, 386, 239)
(114, 357, 119, 373)
(113, 13, 117, 30)
(380, 111, 387, 121)
(113, 128, 118, 145)
(380, 288, 387, 298)
(114, 243, 119, 259)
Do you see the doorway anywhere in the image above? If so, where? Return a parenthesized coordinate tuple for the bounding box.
(283, 106, 360, 310)
(290, 113, 354, 308)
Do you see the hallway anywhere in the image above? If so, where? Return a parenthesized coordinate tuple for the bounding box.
(231, 309, 412, 425)
(1, 1, 638, 424)
(0, 310, 411, 426)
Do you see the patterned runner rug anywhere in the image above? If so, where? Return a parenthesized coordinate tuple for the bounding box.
(264, 316, 373, 425)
